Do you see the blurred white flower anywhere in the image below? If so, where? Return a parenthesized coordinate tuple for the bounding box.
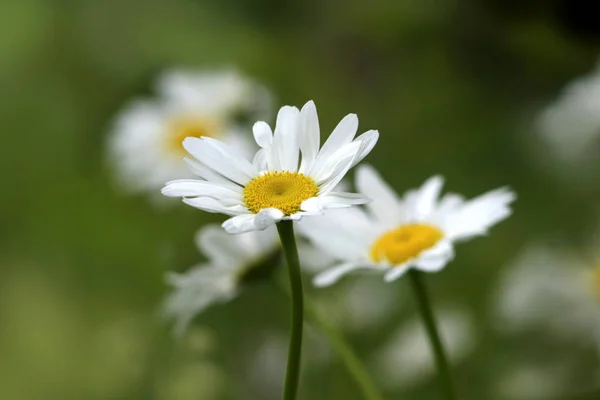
(494, 244, 600, 352)
(108, 69, 271, 196)
(164, 224, 279, 334)
(162, 101, 379, 233)
(537, 61, 600, 165)
(371, 307, 476, 389)
(494, 362, 571, 400)
(315, 278, 401, 332)
(299, 165, 515, 287)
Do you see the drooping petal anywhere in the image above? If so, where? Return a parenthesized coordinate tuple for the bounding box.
(384, 265, 410, 282)
(313, 262, 370, 287)
(254, 208, 284, 230)
(183, 196, 248, 216)
(414, 241, 455, 272)
(222, 214, 259, 234)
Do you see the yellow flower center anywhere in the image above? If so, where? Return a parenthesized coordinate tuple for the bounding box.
(370, 224, 443, 265)
(167, 117, 221, 156)
(243, 172, 319, 216)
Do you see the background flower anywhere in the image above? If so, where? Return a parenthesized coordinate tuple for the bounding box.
(300, 165, 515, 286)
(107, 69, 271, 198)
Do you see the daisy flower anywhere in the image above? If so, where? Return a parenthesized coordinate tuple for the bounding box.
(537, 60, 600, 164)
(164, 224, 279, 334)
(494, 243, 600, 353)
(162, 100, 379, 234)
(299, 165, 515, 286)
(108, 68, 271, 195)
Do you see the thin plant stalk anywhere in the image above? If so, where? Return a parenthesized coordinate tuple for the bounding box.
(276, 221, 304, 400)
(408, 270, 458, 400)
(275, 279, 384, 400)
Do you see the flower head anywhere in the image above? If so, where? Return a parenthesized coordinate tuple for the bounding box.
(299, 165, 515, 286)
(108, 69, 270, 196)
(537, 61, 600, 164)
(162, 101, 379, 233)
(164, 224, 279, 334)
(494, 244, 600, 351)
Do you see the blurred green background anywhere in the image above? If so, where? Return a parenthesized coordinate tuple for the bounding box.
(2, 0, 600, 399)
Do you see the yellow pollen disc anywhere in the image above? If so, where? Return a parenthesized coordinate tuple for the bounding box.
(167, 117, 221, 156)
(370, 223, 444, 265)
(243, 172, 319, 216)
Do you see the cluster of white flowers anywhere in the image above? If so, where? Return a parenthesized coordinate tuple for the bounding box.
(107, 67, 519, 391)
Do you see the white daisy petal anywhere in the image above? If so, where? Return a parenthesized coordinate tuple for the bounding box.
(384, 265, 410, 282)
(414, 242, 455, 272)
(183, 197, 247, 216)
(183, 158, 242, 191)
(309, 113, 358, 175)
(414, 175, 444, 219)
(313, 262, 368, 287)
(253, 121, 273, 149)
(271, 106, 300, 172)
(252, 148, 269, 171)
(298, 100, 320, 173)
(350, 130, 379, 168)
(161, 179, 242, 198)
(222, 214, 259, 234)
(165, 101, 377, 233)
(183, 137, 256, 185)
(445, 187, 516, 241)
(297, 166, 514, 288)
(255, 208, 284, 229)
(356, 164, 401, 223)
(301, 192, 371, 213)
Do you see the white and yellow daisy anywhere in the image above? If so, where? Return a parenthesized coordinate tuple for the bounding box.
(164, 224, 279, 334)
(299, 165, 515, 286)
(108, 69, 270, 195)
(162, 101, 379, 233)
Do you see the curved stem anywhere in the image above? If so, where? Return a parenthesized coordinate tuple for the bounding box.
(408, 270, 458, 400)
(277, 221, 304, 400)
(305, 300, 385, 400)
(274, 279, 384, 400)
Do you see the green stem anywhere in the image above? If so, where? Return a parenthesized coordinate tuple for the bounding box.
(276, 221, 304, 400)
(408, 270, 458, 400)
(275, 279, 384, 400)
(305, 300, 385, 400)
